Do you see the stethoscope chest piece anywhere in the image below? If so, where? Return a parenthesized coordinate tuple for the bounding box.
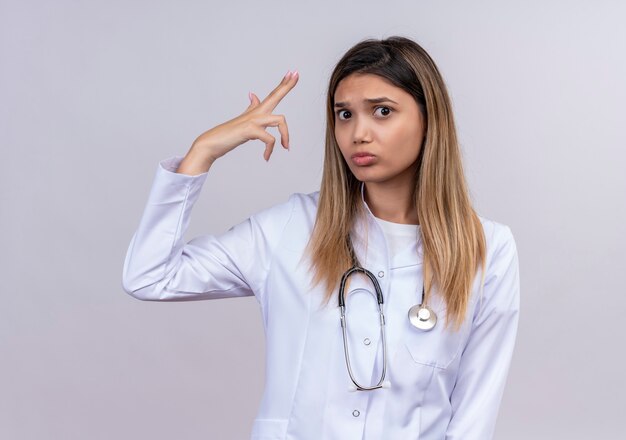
(408, 304, 437, 331)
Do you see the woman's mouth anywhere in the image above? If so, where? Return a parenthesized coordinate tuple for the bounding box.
(351, 152, 377, 166)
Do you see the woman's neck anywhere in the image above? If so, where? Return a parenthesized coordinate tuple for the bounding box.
(363, 180, 418, 225)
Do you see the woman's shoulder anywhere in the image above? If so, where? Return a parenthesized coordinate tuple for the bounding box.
(240, 190, 320, 253)
(245, 190, 320, 232)
(476, 214, 518, 280)
(477, 214, 515, 245)
(290, 189, 320, 211)
(283, 190, 320, 229)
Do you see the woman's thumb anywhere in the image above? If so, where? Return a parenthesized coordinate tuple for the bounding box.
(247, 91, 260, 109)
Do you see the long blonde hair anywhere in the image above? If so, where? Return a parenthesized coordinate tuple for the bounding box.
(303, 36, 486, 332)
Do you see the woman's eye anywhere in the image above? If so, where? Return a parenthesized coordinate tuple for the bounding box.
(337, 109, 351, 120)
(374, 106, 392, 117)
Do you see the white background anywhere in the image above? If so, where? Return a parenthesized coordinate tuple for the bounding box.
(1, 0, 625, 438)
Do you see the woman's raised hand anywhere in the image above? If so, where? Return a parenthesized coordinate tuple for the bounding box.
(178, 70, 299, 175)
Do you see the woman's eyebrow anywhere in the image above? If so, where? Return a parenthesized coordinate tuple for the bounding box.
(334, 97, 398, 107)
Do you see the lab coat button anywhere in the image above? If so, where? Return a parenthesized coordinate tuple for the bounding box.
(378, 271, 384, 278)
(363, 338, 371, 346)
(352, 410, 360, 417)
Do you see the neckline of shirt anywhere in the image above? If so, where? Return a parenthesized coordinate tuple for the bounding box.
(374, 216, 420, 236)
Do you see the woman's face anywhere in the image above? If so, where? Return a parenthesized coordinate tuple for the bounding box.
(333, 73, 426, 185)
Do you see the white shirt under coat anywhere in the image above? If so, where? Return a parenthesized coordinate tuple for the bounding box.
(122, 156, 521, 440)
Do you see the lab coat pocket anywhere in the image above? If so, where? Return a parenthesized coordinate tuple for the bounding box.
(394, 264, 468, 370)
(403, 306, 466, 369)
(250, 418, 288, 439)
(404, 280, 467, 369)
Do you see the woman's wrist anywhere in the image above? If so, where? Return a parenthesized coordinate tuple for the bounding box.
(175, 145, 216, 176)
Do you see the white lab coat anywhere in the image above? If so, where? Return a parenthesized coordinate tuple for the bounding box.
(122, 156, 520, 440)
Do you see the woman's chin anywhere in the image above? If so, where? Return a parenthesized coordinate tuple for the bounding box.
(353, 174, 388, 184)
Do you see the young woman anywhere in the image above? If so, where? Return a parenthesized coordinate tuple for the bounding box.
(123, 36, 520, 440)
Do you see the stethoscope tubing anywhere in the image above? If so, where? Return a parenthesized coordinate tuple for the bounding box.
(338, 266, 389, 391)
(338, 234, 436, 391)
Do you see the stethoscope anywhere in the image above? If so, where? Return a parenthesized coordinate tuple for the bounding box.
(338, 236, 437, 391)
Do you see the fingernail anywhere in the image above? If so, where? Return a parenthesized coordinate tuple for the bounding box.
(285, 70, 292, 79)
(293, 70, 298, 77)
(248, 91, 252, 102)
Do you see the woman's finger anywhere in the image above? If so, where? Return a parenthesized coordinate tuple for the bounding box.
(259, 70, 299, 113)
(252, 113, 290, 149)
(252, 128, 276, 161)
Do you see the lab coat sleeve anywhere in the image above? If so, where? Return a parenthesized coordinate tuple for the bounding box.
(445, 224, 520, 440)
(121, 155, 295, 305)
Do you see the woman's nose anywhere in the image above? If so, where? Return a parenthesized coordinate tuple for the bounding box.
(352, 116, 372, 144)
